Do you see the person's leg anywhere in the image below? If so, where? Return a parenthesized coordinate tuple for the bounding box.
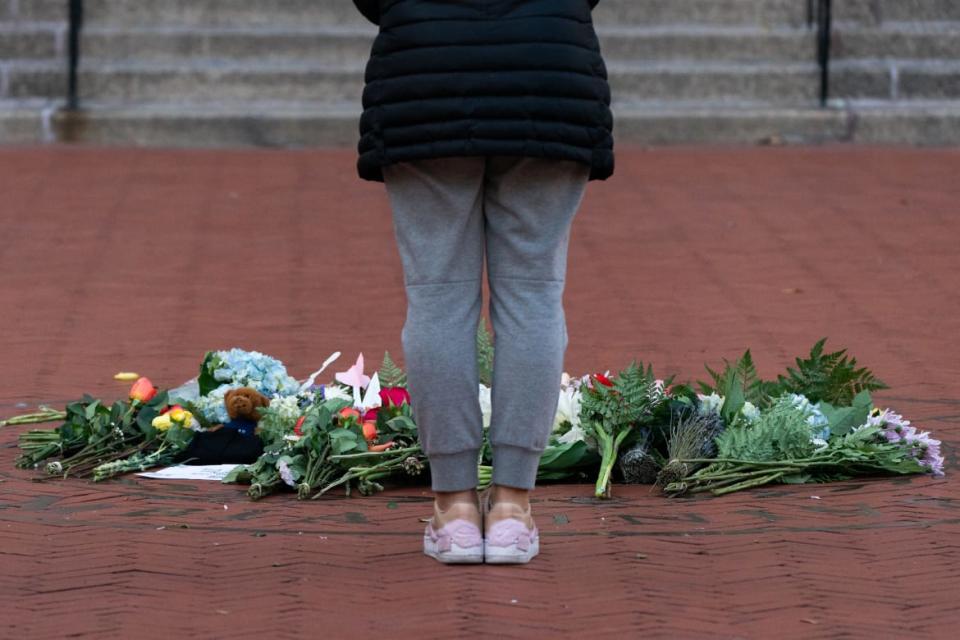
(382, 156, 487, 524)
(482, 156, 590, 518)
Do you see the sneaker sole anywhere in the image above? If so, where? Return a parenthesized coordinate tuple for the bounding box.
(423, 537, 484, 564)
(483, 537, 540, 564)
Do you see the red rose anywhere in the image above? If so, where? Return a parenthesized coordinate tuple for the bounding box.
(362, 407, 379, 422)
(593, 373, 614, 387)
(379, 386, 411, 408)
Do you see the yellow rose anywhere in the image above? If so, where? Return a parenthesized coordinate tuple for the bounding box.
(152, 414, 173, 431)
(169, 408, 187, 423)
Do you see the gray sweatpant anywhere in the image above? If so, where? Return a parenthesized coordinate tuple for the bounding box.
(382, 156, 590, 492)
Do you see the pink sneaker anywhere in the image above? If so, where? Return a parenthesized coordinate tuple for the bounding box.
(423, 512, 484, 564)
(484, 518, 540, 564)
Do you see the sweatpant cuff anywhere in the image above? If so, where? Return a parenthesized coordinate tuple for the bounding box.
(491, 445, 543, 490)
(427, 450, 480, 492)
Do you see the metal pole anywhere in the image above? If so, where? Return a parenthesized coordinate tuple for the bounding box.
(816, 0, 833, 106)
(66, 0, 83, 110)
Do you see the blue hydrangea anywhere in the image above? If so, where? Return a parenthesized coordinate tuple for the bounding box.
(787, 393, 831, 442)
(194, 383, 241, 424)
(208, 348, 300, 397)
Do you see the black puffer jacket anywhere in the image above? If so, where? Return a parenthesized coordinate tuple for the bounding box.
(351, 0, 613, 182)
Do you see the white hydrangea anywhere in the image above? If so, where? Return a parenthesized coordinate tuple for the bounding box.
(267, 394, 303, 429)
(697, 392, 725, 415)
(741, 401, 761, 423)
(698, 393, 761, 425)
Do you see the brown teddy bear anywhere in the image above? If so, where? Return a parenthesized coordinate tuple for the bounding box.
(210, 387, 271, 437)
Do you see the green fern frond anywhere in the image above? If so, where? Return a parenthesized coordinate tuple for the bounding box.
(698, 349, 775, 408)
(378, 351, 407, 388)
(580, 360, 660, 433)
(770, 338, 888, 405)
(715, 395, 815, 462)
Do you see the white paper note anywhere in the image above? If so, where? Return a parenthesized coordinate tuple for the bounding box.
(135, 464, 243, 481)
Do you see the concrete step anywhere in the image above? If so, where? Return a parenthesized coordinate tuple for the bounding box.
(3, 61, 64, 99)
(592, 0, 807, 27)
(8, 0, 957, 28)
(831, 60, 960, 100)
(6, 97, 960, 147)
(832, 21, 960, 60)
(835, 0, 960, 24)
(4, 60, 826, 106)
(608, 61, 820, 103)
(74, 24, 816, 65)
(10, 0, 807, 28)
(0, 98, 56, 143)
(0, 23, 62, 59)
(4, 99, 959, 148)
(842, 98, 960, 142)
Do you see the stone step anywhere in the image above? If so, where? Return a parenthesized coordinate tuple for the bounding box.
(8, 0, 808, 28)
(831, 60, 960, 100)
(72, 24, 816, 65)
(13, 59, 959, 105)
(6, 60, 823, 105)
(5, 98, 960, 148)
(832, 21, 960, 60)
(593, 0, 807, 27)
(8, 0, 957, 28)
(0, 98, 56, 143)
(0, 24, 62, 59)
(835, 0, 960, 24)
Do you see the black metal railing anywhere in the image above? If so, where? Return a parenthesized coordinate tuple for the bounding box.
(808, 0, 833, 106)
(66, 0, 84, 110)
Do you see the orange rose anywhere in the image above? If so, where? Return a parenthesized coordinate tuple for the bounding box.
(129, 376, 157, 403)
(362, 420, 378, 441)
(338, 407, 361, 421)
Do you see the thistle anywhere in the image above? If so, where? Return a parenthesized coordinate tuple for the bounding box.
(655, 408, 724, 489)
(618, 433, 662, 485)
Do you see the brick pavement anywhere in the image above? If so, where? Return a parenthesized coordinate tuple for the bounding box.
(0, 144, 958, 639)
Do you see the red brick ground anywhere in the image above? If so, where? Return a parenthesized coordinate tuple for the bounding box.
(1, 144, 958, 639)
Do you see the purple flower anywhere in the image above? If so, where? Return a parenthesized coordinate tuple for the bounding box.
(869, 408, 945, 477)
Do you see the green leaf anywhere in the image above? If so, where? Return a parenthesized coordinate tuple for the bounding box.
(222, 464, 252, 484)
(720, 373, 745, 426)
(197, 350, 220, 396)
(538, 441, 592, 472)
(821, 389, 873, 437)
(328, 428, 359, 455)
(84, 400, 101, 421)
(385, 415, 417, 433)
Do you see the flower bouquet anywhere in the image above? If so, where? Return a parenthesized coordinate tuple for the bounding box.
(14, 376, 186, 479)
(3, 332, 945, 501)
